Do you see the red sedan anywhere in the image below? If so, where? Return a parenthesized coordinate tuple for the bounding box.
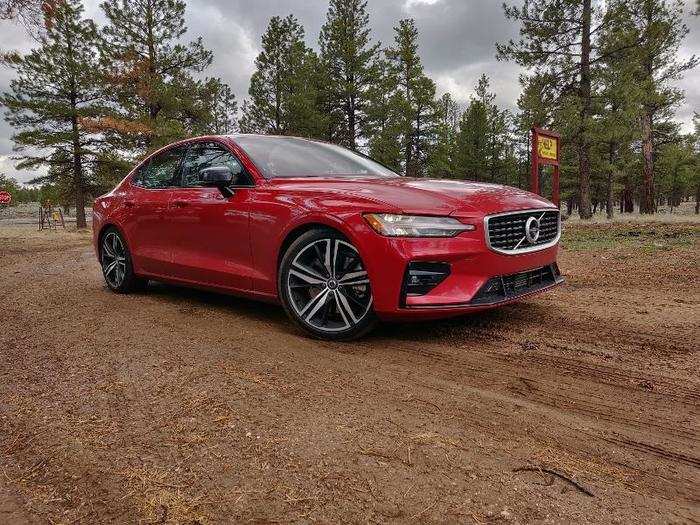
(93, 135, 563, 340)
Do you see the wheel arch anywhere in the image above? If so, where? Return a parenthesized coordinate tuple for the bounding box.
(96, 222, 128, 257)
(276, 222, 341, 273)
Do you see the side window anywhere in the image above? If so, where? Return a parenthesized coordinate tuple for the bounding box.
(134, 147, 186, 189)
(182, 142, 247, 187)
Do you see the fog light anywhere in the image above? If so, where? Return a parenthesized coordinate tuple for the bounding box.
(402, 262, 451, 297)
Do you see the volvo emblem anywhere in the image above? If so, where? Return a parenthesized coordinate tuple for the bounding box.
(525, 216, 541, 244)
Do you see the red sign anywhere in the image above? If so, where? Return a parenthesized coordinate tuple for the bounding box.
(0, 191, 11, 205)
(531, 127, 561, 207)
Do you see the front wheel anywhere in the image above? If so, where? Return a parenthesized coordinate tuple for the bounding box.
(100, 227, 147, 293)
(278, 229, 377, 340)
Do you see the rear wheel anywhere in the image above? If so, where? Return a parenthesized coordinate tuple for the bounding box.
(279, 229, 377, 340)
(100, 227, 147, 293)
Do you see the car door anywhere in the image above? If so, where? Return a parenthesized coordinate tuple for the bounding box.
(168, 140, 254, 291)
(125, 145, 187, 276)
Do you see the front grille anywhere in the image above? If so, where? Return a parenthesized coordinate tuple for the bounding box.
(471, 264, 562, 305)
(485, 209, 560, 254)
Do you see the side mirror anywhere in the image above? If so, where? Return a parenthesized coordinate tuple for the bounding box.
(199, 166, 233, 187)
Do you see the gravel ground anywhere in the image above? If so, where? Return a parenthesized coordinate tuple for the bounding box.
(0, 222, 698, 524)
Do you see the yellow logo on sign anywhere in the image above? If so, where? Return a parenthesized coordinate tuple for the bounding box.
(538, 136, 558, 160)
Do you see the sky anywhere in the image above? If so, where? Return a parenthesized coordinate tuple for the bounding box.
(0, 0, 698, 183)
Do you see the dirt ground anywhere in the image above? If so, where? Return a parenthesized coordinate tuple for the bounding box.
(0, 221, 698, 524)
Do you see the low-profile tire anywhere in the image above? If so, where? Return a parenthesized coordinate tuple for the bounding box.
(278, 228, 377, 341)
(100, 226, 148, 294)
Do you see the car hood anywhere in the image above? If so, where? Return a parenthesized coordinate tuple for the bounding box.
(267, 177, 556, 216)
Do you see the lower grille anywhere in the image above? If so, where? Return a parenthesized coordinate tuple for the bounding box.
(470, 264, 562, 305)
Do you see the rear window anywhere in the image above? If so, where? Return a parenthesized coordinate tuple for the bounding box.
(233, 136, 398, 179)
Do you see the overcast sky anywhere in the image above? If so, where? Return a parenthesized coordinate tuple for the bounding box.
(1, 0, 698, 183)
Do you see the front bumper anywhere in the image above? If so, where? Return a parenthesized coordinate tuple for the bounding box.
(348, 216, 562, 321)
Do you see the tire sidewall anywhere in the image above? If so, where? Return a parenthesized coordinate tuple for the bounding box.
(100, 226, 144, 293)
(278, 228, 377, 341)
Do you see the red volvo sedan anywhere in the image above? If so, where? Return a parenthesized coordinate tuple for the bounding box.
(93, 135, 563, 340)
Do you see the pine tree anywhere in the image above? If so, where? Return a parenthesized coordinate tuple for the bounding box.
(385, 19, 438, 177)
(595, 3, 641, 218)
(318, 0, 380, 148)
(364, 57, 403, 171)
(240, 15, 323, 137)
(454, 97, 488, 181)
(427, 93, 460, 178)
(1, 0, 105, 228)
(0, 0, 62, 37)
(99, 0, 217, 152)
(607, 0, 697, 214)
(198, 78, 238, 135)
(498, 0, 605, 219)
(472, 74, 513, 184)
(694, 112, 700, 214)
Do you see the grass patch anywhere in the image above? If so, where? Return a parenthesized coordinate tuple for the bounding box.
(561, 222, 699, 253)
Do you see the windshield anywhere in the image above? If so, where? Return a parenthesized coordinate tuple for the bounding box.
(233, 136, 399, 179)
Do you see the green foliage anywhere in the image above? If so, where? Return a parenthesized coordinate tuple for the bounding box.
(319, 0, 380, 148)
(0, 0, 107, 226)
(364, 57, 403, 171)
(452, 75, 520, 186)
(498, 0, 605, 218)
(2, 0, 697, 220)
(384, 18, 438, 176)
(99, 0, 232, 152)
(426, 93, 459, 178)
(240, 15, 324, 137)
(604, 0, 697, 213)
(455, 98, 488, 180)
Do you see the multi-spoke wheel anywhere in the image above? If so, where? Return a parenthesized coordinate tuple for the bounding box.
(100, 227, 147, 293)
(279, 229, 377, 340)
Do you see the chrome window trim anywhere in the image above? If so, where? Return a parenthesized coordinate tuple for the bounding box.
(484, 208, 561, 255)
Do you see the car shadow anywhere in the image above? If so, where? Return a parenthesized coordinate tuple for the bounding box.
(371, 300, 557, 348)
(140, 280, 546, 346)
(143, 280, 291, 325)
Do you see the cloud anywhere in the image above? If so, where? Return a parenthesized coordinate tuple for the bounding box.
(0, 0, 698, 183)
(404, 0, 442, 11)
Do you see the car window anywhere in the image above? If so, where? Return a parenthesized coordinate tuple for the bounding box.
(233, 136, 399, 179)
(134, 146, 186, 189)
(182, 142, 246, 187)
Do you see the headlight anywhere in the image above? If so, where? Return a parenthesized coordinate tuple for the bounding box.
(364, 213, 475, 237)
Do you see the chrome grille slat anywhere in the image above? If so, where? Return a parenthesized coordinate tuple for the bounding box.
(484, 209, 561, 255)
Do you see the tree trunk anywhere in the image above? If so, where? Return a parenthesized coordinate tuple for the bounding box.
(695, 182, 700, 214)
(640, 110, 655, 214)
(577, 0, 593, 220)
(347, 83, 356, 149)
(71, 109, 86, 229)
(144, 0, 160, 148)
(66, 30, 86, 229)
(606, 143, 614, 220)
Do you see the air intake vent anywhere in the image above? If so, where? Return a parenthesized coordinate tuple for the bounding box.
(471, 264, 561, 305)
(485, 209, 560, 254)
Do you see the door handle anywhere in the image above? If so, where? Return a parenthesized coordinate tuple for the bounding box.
(124, 200, 135, 208)
(171, 200, 189, 208)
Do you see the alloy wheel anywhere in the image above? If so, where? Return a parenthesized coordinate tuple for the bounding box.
(286, 238, 372, 333)
(101, 231, 127, 288)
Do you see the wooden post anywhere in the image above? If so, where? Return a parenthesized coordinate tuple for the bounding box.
(530, 127, 561, 208)
(553, 134, 561, 207)
(530, 129, 539, 196)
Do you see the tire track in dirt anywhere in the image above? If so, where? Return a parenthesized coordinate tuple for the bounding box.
(2, 225, 699, 523)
